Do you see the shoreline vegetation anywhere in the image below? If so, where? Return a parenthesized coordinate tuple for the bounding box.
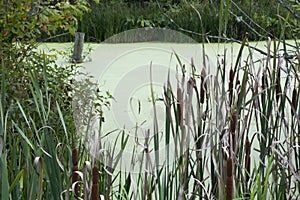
(48, 0, 300, 43)
(1, 0, 300, 199)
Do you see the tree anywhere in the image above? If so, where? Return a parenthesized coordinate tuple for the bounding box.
(0, 0, 91, 57)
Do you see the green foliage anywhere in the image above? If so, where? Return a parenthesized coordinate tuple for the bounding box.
(57, 0, 300, 42)
(0, 0, 89, 49)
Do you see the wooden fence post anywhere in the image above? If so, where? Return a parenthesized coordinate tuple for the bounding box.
(72, 32, 85, 63)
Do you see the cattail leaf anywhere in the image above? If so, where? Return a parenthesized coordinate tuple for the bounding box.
(74, 170, 84, 180)
(262, 153, 274, 200)
(172, 51, 184, 74)
(237, 65, 248, 114)
(55, 143, 65, 171)
(13, 121, 36, 151)
(9, 169, 24, 194)
(234, 33, 248, 73)
(40, 146, 52, 158)
(71, 181, 82, 196)
(56, 101, 69, 144)
(16, 101, 31, 128)
(0, 137, 3, 157)
(130, 164, 137, 200)
(84, 161, 91, 171)
(61, 189, 84, 200)
(34, 156, 42, 168)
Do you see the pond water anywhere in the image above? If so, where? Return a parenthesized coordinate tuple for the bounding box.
(40, 40, 298, 174)
(39, 41, 287, 130)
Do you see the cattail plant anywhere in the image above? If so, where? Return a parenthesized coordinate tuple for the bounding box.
(72, 147, 79, 197)
(226, 157, 234, 200)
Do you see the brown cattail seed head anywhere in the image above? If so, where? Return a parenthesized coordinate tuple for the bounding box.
(245, 137, 250, 156)
(292, 87, 298, 116)
(230, 112, 237, 134)
(226, 176, 234, 200)
(229, 68, 234, 105)
(245, 137, 251, 183)
(200, 75, 205, 104)
(227, 157, 233, 177)
(262, 73, 268, 90)
(276, 69, 281, 101)
(72, 148, 78, 166)
(72, 166, 79, 196)
(92, 166, 99, 183)
(226, 157, 234, 200)
(177, 88, 183, 126)
(229, 82, 233, 98)
(229, 68, 234, 83)
(91, 166, 99, 200)
(231, 132, 236, 153)
(72, 148, 79, 196)
(245, 156, 251, 182)
(230, 111, 237, 152)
